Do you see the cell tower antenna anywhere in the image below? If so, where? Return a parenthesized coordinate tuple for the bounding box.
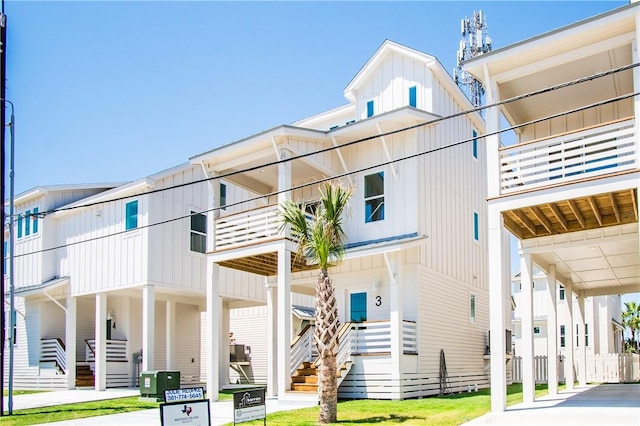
(454, 10, 492, 107)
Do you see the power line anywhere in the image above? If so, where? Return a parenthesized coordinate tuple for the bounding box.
(15, 90, 638, 258)
(15, 61, 639, 220)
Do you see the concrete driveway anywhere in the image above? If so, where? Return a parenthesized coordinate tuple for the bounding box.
(463, 383, 640, 426)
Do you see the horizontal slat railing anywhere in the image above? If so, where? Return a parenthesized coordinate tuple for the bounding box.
(500, 119, 636, 194)
(215, 205, 281, 250)
(290, 325, 316, 376)
(40, 338, 67, 372)
(85, 339, 128, 363)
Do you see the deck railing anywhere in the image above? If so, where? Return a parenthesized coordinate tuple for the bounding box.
(40, 338, 67, 373)
(500, 118, 636, 194)
(85, 339, 128, 363)
(215, 205, 281, 250)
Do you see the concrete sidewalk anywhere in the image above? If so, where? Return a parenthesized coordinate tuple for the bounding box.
(3, 388, 317, 426)
(462, 383, 640, 426)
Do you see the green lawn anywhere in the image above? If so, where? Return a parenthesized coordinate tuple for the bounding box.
(227, 384, 559, 426)
(0, 384, 558, 426)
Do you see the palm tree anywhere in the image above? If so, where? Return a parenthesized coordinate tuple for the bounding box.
(622, 301, 640, 352)
(279, 182, 352, 424)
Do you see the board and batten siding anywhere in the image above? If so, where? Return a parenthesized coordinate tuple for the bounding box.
(147, 166, 208, 292)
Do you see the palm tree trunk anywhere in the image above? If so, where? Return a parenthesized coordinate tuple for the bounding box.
(315, 269, 339, 424)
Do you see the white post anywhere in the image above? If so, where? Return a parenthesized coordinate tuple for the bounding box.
(564, 281, 574, 390)
(142, 285, 155, 372)
(488, 206, 507, 412)
(95, 292, 107, 391)
(520, 254, 535, 403)
(546, 265, 558, 396)
(65, 296, 77, 389)
(277, 245, 292, 398)
(577, 293, 587, 386)
(221, 302, 230, 387)
(266, 282, 278, 397)
(206, 261, 221, 402)
(386, 252, 403, 380)
(166, 300, 176, 370)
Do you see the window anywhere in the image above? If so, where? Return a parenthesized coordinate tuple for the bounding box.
(560, 325, 566, 348)
(576, 324, 579, 347)
(190, 211, 207, 254)
(470, 294, 476, 324)
(24, 210, 30, 237)
(125, 201, 138, 230)
(350, 292, 367, 322)
(559, 286, 565, 301)
(533, 326, 541, 334)
(472, 130, 478, 159)
(17, 214, 22, 239)
(585, 323, 589, 347)
(220, 183, 227, 210)
(3, 241, 6, 275)
(409, 86, 417, 107)
(364, 172, 384, 223)
(32, 207, 39, 234)
(367, 100, 374, 118)
(473, 212, 479, 241)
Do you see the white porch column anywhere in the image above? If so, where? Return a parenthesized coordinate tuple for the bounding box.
(142, 285, 155, 372)
(545, 265, 558, 396)
(564, 280, 574, 390)
(488, 206, 509, 412)
(95, 292, 107, 391)
(266, 281, 277, 397)
(277, 244, 292, 398)
(520, 254, 535, 403)
(206, 262, 221, 401)
(221, 302, 230, 387)
(166, 300, 176, 370)
(65, 296, 77, 390)
(386, 252, 403, 378)
(576, 293, 587, 386)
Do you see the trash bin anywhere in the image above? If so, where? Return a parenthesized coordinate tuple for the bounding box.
(140, 371, 180, 400)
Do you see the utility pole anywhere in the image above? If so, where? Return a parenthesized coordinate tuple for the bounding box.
(454, 10, 492, 108)
(0, 0, 8, 415)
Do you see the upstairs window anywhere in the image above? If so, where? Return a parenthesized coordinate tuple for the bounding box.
(364, 172, 384, 223)
(17, 214, 23, 239)
(24, 210, 31, 237)
(220, 183, 227, 210)
(190, 211, 207, 254)
(585, 323, 589, 347)
(473, 212, 479, 241)
(560, 325, 566, 347)
(367, 100, 374, 118)
(125, 200, 138, 230)
(472, 130, 478, 159)
(559, 286, 565, 301)
(409, 86, 417, 107)
(32, 207, 39, 234)
(533, 326, 541, 334)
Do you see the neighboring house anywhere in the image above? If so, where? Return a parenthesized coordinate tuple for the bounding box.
(511, 272, 624, 357)
(464, 2, 640, 413)
(3, 164, 213, 389)
(193, 40, 500, 401)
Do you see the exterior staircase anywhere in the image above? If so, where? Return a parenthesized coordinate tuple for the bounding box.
(75, 365, 95, 387)
(290, 360, 352, 393)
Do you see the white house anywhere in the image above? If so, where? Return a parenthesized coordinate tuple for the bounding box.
(193, 39, 503, 401)
(463, 2, 640, 412)
(511, 272, 624, 358)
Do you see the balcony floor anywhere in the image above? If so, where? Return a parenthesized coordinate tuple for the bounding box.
(218, 250, 317, 276)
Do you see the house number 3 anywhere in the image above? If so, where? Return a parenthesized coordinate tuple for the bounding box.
(375, 296, 382, 306)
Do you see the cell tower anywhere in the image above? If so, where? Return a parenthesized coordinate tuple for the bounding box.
(454, 10, 492, 107)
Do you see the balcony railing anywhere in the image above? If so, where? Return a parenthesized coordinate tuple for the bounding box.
(500, 118, 636, 194)
(215, 205, 281, 250)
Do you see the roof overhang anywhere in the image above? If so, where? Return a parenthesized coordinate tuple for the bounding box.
(12, 276, 70, 297)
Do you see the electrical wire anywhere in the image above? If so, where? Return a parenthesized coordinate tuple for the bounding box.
(14, 90, 638, 258)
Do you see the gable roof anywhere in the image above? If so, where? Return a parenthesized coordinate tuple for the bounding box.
(343, 40, 437, 103)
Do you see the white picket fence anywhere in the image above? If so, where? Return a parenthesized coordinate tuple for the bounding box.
(512, 353, 639, 384)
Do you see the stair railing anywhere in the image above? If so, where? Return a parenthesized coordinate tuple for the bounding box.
(40, 338, 67, 373)
(290, 324, 315, 376)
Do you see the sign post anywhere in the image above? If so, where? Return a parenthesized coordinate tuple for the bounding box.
(233, 388, 266, 425)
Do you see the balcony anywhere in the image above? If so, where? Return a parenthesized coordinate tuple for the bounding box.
(498, 119, 638, 240)
(213, 204, 317, 276)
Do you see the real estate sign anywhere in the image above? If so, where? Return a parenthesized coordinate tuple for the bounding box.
(233, 388, 266, 425)
(160, 400, 211, 426)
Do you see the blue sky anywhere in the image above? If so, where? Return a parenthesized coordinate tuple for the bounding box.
(4, 0, 628, 196)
